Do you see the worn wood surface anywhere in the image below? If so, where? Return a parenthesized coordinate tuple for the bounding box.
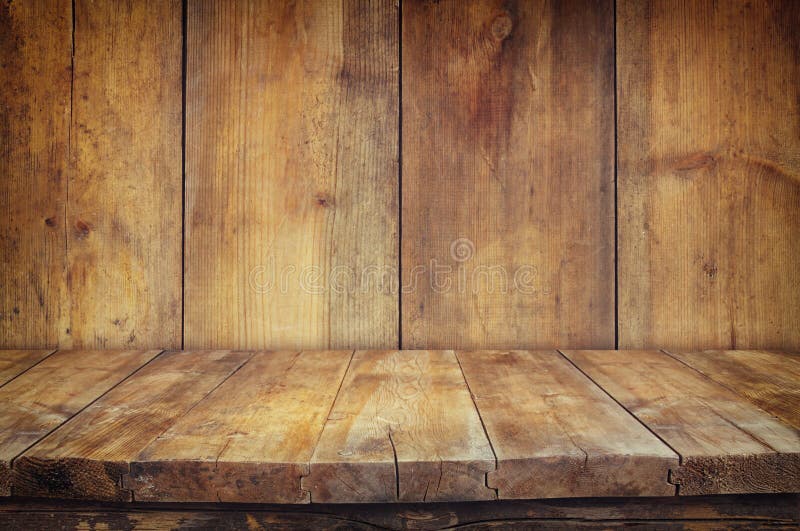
(617, 0, 800, 350)
(0, 349, 158, 495)
(184, 0, 399, 351)
(304, 350, 495, 503)
(668, 350, 800, 430)
(0, 494, 798, 530)
(401, 0, 615, 349)
(127, 350, 352, 503)
(0, 350, 53, 385)
(13, 350, 249, 501)
(457, 351, 677, 499)
(564, 350, 800, 496)
(0, 0, 71, 348)
(65, 0, 182, 349)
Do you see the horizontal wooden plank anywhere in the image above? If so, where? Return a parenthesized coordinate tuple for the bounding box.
(0, 495, 798, 530)
(304, 350, 496, 503)
(458, 351, 677, 499)
(125, 351, 353, 503)
(0, 350, 159, 495)
(13, 351, 250, 501)
(0, 350, 54, 385)
(668, 350, 800, 430)
(563, 350, 800, 495)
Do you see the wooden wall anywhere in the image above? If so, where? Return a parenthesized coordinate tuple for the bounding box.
(1, 0, 798, 352)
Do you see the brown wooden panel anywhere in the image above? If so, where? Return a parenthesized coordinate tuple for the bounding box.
(617, 0, 800, 350)
(458, 350, 677, 499)
(184, 0, 399, 350)
(0, 349, 159, 495)
(13, 350, 249, 501)
(668, 350, 800, 430)
(0, 0, 71, 348)
(0, 495, 798, 530)
(0, 350, 54, 386)
(64, 0, 182, 349)
(304, 350, 495, 503)
(401, 0, 614, 349)
(126, 350, 352, 503)
(564, 350, 800, 496)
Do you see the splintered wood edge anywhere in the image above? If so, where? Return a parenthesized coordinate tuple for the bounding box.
(488, 454, 677, 499)
(302, 459, 496, 504)
(670, 453, 800, 495)
(125, 461, 310, 503)
(12, 457, 131, 501)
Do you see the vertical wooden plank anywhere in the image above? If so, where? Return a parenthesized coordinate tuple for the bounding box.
(13, 350, 250, 501)
(304, 350, 495, 503)
(617, 1, 800, 349)
(401, 0, 614, 349)
(0, 350, 54, 386)
(668, 350, 800, 430)
(0, 0, 71, 348)
(0, 349, 159, 496)
(66, 0, 182, 348)
(184, 0, 399, 350)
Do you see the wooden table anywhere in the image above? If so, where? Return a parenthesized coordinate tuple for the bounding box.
(0, 349, 797, 528)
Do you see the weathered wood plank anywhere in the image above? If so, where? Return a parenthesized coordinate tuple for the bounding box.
(563, 350, 800, 495)
(304, 350, 495, 503)
(668, 350, 800, 430)
(0, 0, 71, 348)
(457, 350, 677, 499)
(184, 0, 399, 350)
(0, 349, 159, 496)
(126, 350, 353, 503)
(65, 0, 182, 348)
(401, 0, 614, 349)
(13, 350, 250, 501)
(617, 0, 800, 350)
(0, 495, 798, 530)
(0, 350, 54, 386)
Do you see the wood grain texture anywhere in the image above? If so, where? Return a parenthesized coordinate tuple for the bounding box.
(0, 0, 71, 348)
(617, 0, 800, 350)
(457, 350, 677, 499)
(126, 350, 353, 503)
(1, 495, 798, 530)
(63, 0, 182, 349)
(401, 0, 614, 349)
(0, 350, 54, 385)
(13, 350, 250, 501)
(304, 350, 495, 503)
(668, 350, 800, 430)
(564, 350, 800, 496)
(0, 349, 158, 496)
(184, 0, 399, 350)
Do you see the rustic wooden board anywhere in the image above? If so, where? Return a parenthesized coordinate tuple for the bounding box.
(63, 0, 182, 349)
(401, 0, 614, 349)
(184, 0, 399, 350)
(0, 350, 54, 385)
(0, 349, 159, 496)
(304, 350, 495, 503)
(563, 350, 800, 495)
(668, 350, 800, 430)
(617, 0, 800, 350)
(126, 350, 353, 503)
(0, 0, 71, 348)
(457, 351, 677, 499)
(1, 495, 798, 530)
(13, 350, 250, 501)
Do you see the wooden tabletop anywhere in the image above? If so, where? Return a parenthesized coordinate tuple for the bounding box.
(0, 349, 797, 503)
